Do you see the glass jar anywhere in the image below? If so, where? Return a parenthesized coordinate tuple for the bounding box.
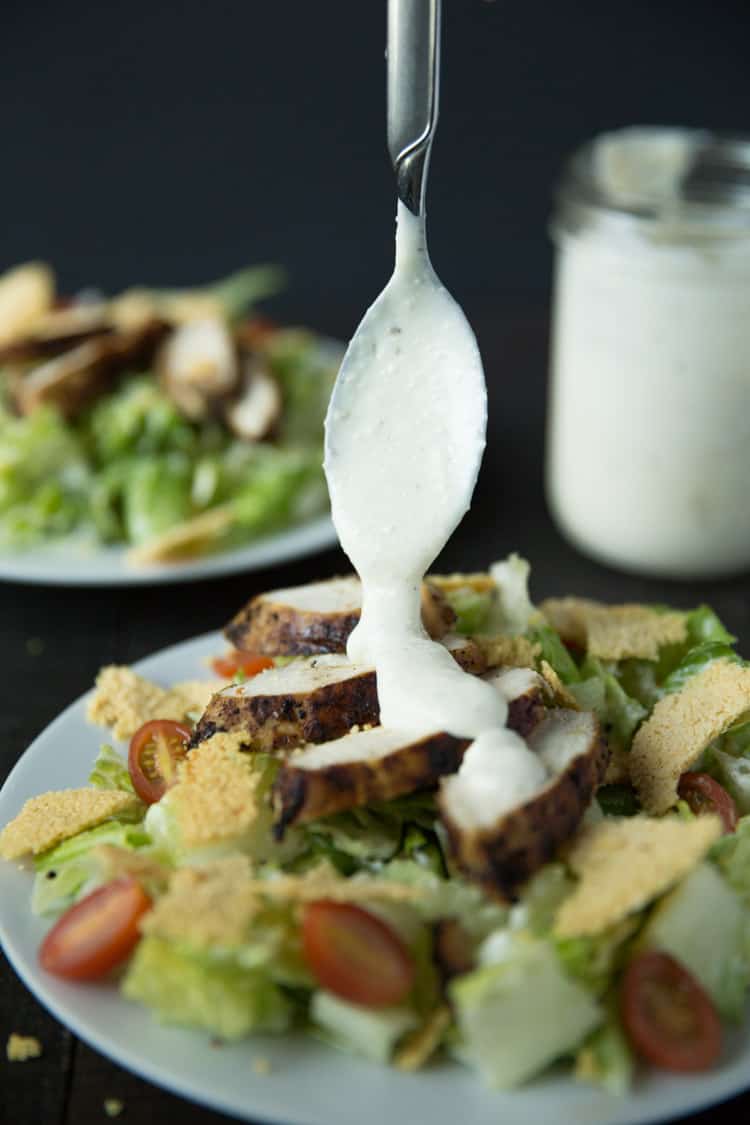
(546, 127, 750, 579)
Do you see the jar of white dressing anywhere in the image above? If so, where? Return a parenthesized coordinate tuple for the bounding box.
(546, 127, 750, 578)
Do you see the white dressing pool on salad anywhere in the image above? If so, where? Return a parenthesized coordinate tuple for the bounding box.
(324, 203, 537, 798)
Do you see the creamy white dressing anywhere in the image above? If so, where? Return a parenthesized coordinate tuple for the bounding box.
(440, 730, 547, 829)
(325, 204, 505, 739)
(324, 203, 542, 812)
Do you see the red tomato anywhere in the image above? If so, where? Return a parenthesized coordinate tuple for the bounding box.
(302, 901, 415, 1007)
(211, 651, 274, 679)
(678, 772, 738, 834)
(621, 951, 722, 1072)
(39, 878, 151, 981)
(128, 719, 191, 804)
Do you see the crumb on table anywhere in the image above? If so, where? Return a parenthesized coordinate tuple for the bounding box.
(6, 1033, 42, 1061)
(103, 1098, 124, 1117)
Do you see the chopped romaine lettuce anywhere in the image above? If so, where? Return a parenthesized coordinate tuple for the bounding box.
(574, 1012, 634, 1095)
(379, 859, 508, 940)
(450, 935, 601, 1088)
(265, 329, 338, 447)
(311, 990, 418, 1063)
(556, 916, 641, 997)
(32, 819, 151, 916)
(301, 792, 440, 872)
(123, 936, 292, 1039)
(712, 814, 750, 906)
(572, 657, 646, 750)
(88, 744, 137, 796)
(686, 605, 736, 647)
(662, 641, 742, 697)
(444, 585, 494, 635)
(122, 454, 193, 545)
(0, 402, 90, 546)
(527, 623, 580, 684)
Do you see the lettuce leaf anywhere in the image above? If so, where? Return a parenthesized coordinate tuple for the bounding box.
(123, 936, 292, 1039)
(444, 586, 494, 635)
(32, 819, 151, 916)
(555, 916, 641, 997)
(572, 657, 646, 751)
(574, 1012, 634, 1095)
(527, 624, 580, 684)
(88, 744, 137, 796)
(662, 641, 742, 696)
(712, 815, 750, 906)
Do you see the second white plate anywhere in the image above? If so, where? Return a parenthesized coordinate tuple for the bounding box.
(0, 514, 337, 586)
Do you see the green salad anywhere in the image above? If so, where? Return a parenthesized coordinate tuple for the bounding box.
(0, 262, 337, 562)
(3, 556, 750, 1092)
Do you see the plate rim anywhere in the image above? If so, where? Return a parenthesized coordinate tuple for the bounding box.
(0, 513, 338, 587)
(1, 630, 749, 1125)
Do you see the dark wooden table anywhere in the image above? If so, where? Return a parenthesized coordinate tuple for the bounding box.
(1, 308, 748, 1124)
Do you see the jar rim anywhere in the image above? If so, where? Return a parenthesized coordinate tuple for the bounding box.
(554, 127, 750, 243)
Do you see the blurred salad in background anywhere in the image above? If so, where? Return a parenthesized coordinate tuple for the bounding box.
(0, 262, 339, 563)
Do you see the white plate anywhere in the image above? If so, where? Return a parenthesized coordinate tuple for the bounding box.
(0, 514, 338, 587)
(1, 630, 748, 1125)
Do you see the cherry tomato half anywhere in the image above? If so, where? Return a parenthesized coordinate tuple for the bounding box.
(211, 651, 274, 680)
(621, 951, 722, 1073)
(678, 772, 738, 835)
(39, 877, 151, 981)
(302, 901, 415, 1008)
(128, 719, 192, 804)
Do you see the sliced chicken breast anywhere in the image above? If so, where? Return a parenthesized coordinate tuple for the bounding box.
(191, 655, 379, 751)
(483, 667, 549, 737)
(192, 633, 524, 753)
(225, 577, 455, 655)
(274, 726, 469, 832)
(440, 709, 609, 901)
(12, 319, 167, 418)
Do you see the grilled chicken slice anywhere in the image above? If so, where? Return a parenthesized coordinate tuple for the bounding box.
(484, 667, 549, 737)
(440, 710, 609, 901)
(224, 355, 282, 441)
(0, 303, 113, 364)
(191, 655, 379, 751)
(273, 726, 470, 832)
(12, 319, 168, 418)
(158, 317, 239, 420)
(193, 634, 505, 752)
(224, 577, 456, 655)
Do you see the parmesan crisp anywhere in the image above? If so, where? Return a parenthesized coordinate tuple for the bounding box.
(555, 815, 721, 938)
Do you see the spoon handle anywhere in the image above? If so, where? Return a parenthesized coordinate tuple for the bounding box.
(387, 0, 441, 216)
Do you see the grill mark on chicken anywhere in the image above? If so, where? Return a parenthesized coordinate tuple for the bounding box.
(440, 712, 609, 902)
(224, 578, 455, 656)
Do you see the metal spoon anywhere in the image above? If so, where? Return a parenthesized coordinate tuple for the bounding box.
(324, 0, 487, 591)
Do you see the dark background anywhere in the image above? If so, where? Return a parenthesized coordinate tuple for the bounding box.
(2, 2, 750, 1123)
(2, 0, 749, 322)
